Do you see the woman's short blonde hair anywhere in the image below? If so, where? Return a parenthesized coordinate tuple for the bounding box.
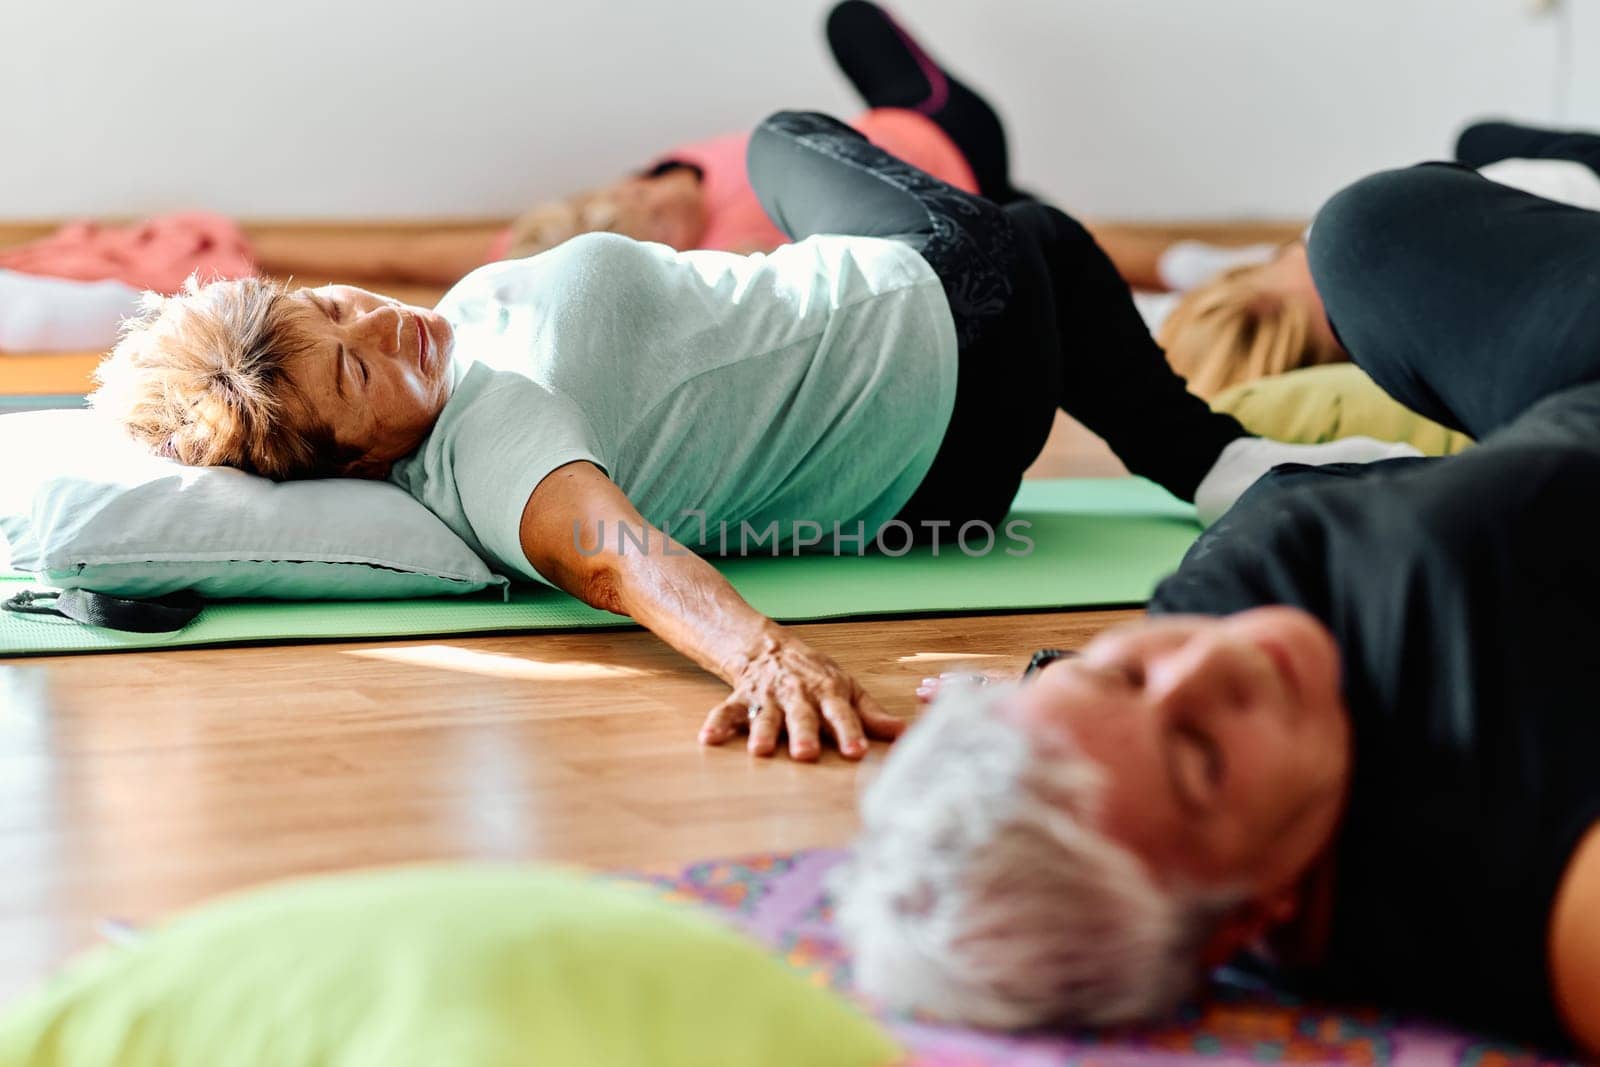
(90, 275, 359, 480)
(1160, 260, 1345, 400)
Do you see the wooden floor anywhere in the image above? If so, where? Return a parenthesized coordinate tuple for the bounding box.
(0, 217, 1257, 1002)
(0, 607, 1137, 1000)
(0, 419, 1140, 1007)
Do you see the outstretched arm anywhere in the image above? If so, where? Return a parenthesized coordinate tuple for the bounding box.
(249, 228, 498, 287)
(519, 461, 905, 761)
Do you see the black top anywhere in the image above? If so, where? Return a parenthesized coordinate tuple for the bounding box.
(1149, 431, 1600, 1047)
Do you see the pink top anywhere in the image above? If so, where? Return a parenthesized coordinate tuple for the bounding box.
(489, 108, 978, 261)
(0, 212, 257, 294)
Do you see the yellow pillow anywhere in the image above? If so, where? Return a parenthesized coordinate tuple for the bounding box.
(1213, 363, 1473, 456)
(0, 866, 901, 1067)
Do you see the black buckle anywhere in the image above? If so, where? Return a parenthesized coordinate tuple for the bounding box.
(1021, 647, 1077, 679)
(2, 589, 63, 617)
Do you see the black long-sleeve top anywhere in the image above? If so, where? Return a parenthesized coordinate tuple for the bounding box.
(1149, 387, 1600, 1048)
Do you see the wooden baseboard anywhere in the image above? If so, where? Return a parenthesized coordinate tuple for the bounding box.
(1088, 219, 1306, 245)
(1, 217, 1307, 252)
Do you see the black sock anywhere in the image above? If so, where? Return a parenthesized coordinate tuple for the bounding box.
(824, 0, 1026, 203)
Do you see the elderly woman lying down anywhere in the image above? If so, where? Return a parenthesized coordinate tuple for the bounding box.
(90, 112, 1406, 760)
(835, 164, 1600, 1054)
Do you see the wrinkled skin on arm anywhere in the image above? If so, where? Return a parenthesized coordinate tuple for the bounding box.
(519, 461, 905, 761)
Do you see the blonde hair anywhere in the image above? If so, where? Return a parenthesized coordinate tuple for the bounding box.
(833, 682, 1241, 1029)
(1160, 260, 1345, 400)
(90, 275, 359, 480)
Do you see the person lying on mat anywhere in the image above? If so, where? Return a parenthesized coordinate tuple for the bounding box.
(1129, 119, 1600, 400)
(87, 112, 1409, 761)
(246, 1, 1008, 287)
(831, 164, 1600, 1053)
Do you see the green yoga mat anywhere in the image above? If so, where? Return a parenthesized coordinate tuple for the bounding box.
(0, 478, 1198, 657)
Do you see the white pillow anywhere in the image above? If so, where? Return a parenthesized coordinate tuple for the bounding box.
(0, 410, 506, 600)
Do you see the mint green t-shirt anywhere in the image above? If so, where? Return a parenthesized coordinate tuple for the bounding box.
(387, 233, 958, 585)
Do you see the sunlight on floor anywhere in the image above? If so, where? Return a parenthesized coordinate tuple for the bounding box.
(345, 644, 656, 681)
(895, 651, 1010, 665)
(0, 668, 48, 743)
(447, 725, 536, 857)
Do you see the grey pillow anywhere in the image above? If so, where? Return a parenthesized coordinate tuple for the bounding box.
(0, 410, 506, 600)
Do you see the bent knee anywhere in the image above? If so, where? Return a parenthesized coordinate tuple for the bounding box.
(1309, 166, 1459, 259)
(1306, 165, 1472, 308)
(1004, 200, 1090, 249)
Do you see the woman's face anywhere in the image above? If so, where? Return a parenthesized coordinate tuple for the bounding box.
(287, 285, 455, 475)
(1004, 607, 1351, 900)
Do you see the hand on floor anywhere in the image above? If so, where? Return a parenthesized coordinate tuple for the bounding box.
(699, 631, 905, 761)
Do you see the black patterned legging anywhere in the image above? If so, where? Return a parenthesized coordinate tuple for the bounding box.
(746, 110, 1247, 528)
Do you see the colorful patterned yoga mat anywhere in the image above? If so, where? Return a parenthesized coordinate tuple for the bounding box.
(625, 850, 1578, 1067)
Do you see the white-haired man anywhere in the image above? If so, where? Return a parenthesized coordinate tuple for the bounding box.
(834, 163, 1600, 1057)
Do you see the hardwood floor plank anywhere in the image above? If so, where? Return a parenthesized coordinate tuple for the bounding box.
(0, 607, 1140, 999)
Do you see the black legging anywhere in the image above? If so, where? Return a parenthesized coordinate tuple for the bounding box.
(746, 111, 1246, 529)
(1307, 156, 1600, 440)
(1455, 119, 1600, 175)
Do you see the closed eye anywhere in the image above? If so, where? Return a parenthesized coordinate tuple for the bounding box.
(1170, 723, 1223, 811)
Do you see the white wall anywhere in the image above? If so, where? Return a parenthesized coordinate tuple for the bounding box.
(0, 0, 1590, 221)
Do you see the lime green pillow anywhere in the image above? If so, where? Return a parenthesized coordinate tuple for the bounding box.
(1212, 363, 1474, 456)
(0, 866, 900, 1067)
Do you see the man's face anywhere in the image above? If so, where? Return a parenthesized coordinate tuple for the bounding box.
(286, 285, 455, 476)
(1006, 607, 1352, 900)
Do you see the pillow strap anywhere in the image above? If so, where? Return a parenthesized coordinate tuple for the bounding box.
(2, 588, 203, 633)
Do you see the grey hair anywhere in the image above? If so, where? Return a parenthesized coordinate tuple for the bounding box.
(90, 275, 359, 480)
(831, 681, 1241, 1029)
